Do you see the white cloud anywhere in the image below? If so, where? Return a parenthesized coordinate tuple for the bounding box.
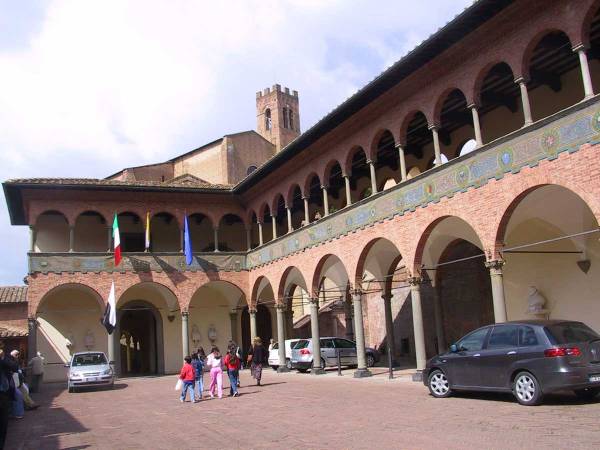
(0, 0, 472, 283)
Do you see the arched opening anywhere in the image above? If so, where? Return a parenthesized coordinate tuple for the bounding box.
(588, 6, 600, 92)
(348, 147, 371, 202)
(249, 212, 260, 249)
(265, 108, 272, 130)
(283, 107, 289, 129)
(36, 284, 106, 382)
(418, 216, 491, 354)
(74, 211, 106, 252)
(279, 266, 310, 340)
(261, 204, 274, 243)
(288, 185, 304, 229)
(306, 174, 324, 221)
(404, 111, 432, 175)
(241, 304, 273, 356)
(477, 62, 523, 143)
(438, 89, 472, 163)
(325, 162, 345, 214)
(35, 211, 69, 252)
(499, 185, 600, 332)
(188, 213, 213, 252)
(150, 212, 179, 252)
(117, 212, 144, 252)
(527, 31, 583, 122)
(273, 195, 288, 238)
(374, 131, 399, 189)
(218, 214, 245, 251)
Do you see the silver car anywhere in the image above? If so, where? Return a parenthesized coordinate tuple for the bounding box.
(66, 351, 115, 392)
(290, 337, 379, 372)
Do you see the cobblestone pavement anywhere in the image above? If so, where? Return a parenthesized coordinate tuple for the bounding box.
(5, 367, 600, 450)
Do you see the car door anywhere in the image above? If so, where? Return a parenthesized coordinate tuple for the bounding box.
(446, 326, 491, 388)
(333, 338, 356, 366)
(477, 324, 519, 389)
(320, 339, 336, 367)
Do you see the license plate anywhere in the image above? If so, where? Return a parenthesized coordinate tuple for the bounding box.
(589, 375, 600, 383)
(87, 377, 97, 382)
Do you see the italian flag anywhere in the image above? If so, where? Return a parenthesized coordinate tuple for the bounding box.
(113, 214, 121, 266)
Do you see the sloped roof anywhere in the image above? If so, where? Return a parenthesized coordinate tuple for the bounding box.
(0, 286, 27, 304)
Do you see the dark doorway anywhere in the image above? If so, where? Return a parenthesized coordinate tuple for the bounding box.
(241, 304, 273, 355)
(118, 303, 161, 376)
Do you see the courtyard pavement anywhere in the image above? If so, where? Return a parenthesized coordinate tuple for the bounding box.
(5, 367, 600, 450)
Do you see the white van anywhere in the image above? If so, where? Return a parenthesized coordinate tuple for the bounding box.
(268, 339, 301, 370)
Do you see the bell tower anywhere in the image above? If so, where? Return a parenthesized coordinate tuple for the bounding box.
(256, 84, 300, 152)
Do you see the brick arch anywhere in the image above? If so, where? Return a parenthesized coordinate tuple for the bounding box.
(150, 210, 182, 229)
(186, 279, 247, 311)
(470, 60, 519, 106)
(245, 208, 258, 228)
(216, 212, 246, 231)
(257, 202, 271, 222)
(343, 145, 367, 177)
(431, 87, 470, 127)
(33, 281, 105, 316)
(250, 275, 275, 308)
(32, 209, 71, 227)
(277, 265, 309, 306)
(368, 128, 395, 162)
(303, 172, 321, 196)
(190, 211, 219, 230)
(398, 109, 431, 146)
(270, 192, 286, 215)
(410, 214, 486, 276)
(581, 0, 600, 47)
(492, 181, 600, 259)
(320, 159, 344, 186)
(116, 279, 181, 309)
(73, 209, 109, 225)
(520, 28, 576, 81)
(352, 236, 404, 288)
(310, 253, 350, 297)
(286, 183, 303, 207)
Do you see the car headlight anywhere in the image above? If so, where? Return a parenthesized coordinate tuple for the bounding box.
(102, 368, 112, 376)
(69, 372, 81, 379)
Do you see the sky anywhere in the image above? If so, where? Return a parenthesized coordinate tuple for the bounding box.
(0, 0, 474, 285)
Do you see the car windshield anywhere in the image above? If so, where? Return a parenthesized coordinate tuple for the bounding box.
(545, 323, 600, 344)
(293, 340, 309, 349)
(72, 353, 107, 366)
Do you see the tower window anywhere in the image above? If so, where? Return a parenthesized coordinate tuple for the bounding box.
(265, 108, 272, 130)
(289, 110, 294, 131)
(283, 107, 289, 129)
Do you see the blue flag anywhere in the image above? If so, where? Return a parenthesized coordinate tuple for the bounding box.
(184, 214, 193, 265)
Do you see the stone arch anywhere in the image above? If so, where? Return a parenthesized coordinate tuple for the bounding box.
(303, 172, 321, 196)
(399, 109, 431, 145)
(36, 282, 105, 315)
(432, 87, 469, 126)
(74, 210, 107, 252)
(471, 59, 519, 106)
(353, 237, 404, 289)
(321, 158, 345, 184)
(277, 266, 309, 303)
(369, 128, 395, 162)
(35, 210, 70, 252)
(271, 192, 287, 214)
(250, 275, 275, 308)
(520, 28, 576, 80)
(286, 183, 303, 206)
(343, 145, 366, 177)
(310, 254, 350, 297)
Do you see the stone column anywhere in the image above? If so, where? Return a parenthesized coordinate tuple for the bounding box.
(343, 175, 352, 207)
(29, 226, 37, 253)
(367, 159, 378, 195)
(574, 44, 594, 99)
(302, 196, 310, 225)
(469, 104, 483, 147)
(396, 144, 407, 181)
(309, 298, 325, 374)
(515, 77, 533, 126)
(286, 207, 293, 233)
(27, 318, 37, 360)
(408, 277, 426, 371)
(485, 259, 508, 323)
(258, 221, 264, 246)
(344, 295, 354, 340)
(271, 215, 277, 240)
(382, 293, 395, 365)
(321, 186, 329, 216)
(249, 308, 257, 342)
(352, 291, 372, 378)
(429, 125, 442, 167)
(276, 305, 289, 372)
(107, 225, 113, 253)
(246, 228, 252, 251)
(213, 227, 219, 252)
(229, 310, 238, 343)
(68, 225, 75, 252)
(181, 311, 189, 358)
(107, 330, 115, 365)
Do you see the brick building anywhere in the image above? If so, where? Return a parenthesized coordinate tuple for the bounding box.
(3, 0, 600, 381)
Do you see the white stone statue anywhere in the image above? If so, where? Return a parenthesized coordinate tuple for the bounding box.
(191, 324, 202, 347)
(84, 329, 95, 350)
(207, 324, 217, 343)
(527, 286, 547, 313)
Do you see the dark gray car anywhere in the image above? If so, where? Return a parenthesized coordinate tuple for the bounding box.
(423, 320, 600, 405)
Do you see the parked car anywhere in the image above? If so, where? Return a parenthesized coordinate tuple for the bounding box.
(423, 320, 600, 406)
(268, 339, 301, 370)
(290, 337, 379, 372)
(65, 351, 115, 392)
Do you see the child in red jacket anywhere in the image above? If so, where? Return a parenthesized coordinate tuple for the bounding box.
(179, 356, 196, 403)
(224, 348, 241, 397)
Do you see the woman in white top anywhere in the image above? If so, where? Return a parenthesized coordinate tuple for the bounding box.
(206, 346, 223, 399)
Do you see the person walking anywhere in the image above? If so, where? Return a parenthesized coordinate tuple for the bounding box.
(1, 344, 19, 448)
(179, 356, 196, 403)
(268, 338, 275, 352)
(250, 337, 268, 386)
(206, 346, 223, 399)
(223, 347, 241, 397)
(11, 351, 37, 411)
(191, 353, 204, 401)
(28, 352, 44, 394)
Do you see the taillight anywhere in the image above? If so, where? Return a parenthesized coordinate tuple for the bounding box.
(544, 347, 582, 357)
(299, 349, 311, 355)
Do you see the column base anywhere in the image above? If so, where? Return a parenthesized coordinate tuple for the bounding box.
(353, 368, 372, 378)
(311, 367, 326, 375)
(411, 370, 424, 382)
(277, 366, 290, 373)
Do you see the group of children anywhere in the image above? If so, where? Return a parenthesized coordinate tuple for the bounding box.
(178, 343, 242, 402)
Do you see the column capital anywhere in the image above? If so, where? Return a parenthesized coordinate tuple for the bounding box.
(467, 102, 479, 110)
(485, 259, 505, 271)
(514, 76, 529, 85)
(427, 123, 439, 132)
(395, 142, 406, 149)
(320, 184, 329, 190)
(381, 293, 393, 301)
(275, 303, 286, 311)
(366, 159, 374, 165)
(342, 173, 350, 179)
(407, 276, 422, 286)
(248, 307, 257, 314)
(181, 310, 189, 317)
(308, 297, 319, 305)
(229, 309, 238, 316)
(301, 195, 309, 201)
(572, 43, 588, 53)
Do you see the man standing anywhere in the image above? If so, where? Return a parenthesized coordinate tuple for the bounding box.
(0, 344, 18, 449)
(28, 352, 44, 394)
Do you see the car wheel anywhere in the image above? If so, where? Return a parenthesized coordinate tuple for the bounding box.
(366, 353, 376, 368)
(513, 371, 543, 406)
(574, 387, 600, 400)
(285, 358, 292, 370)
(297, 368, 308, 373)
(271, 365, 278, 371)
(427, 369, 452, 398)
